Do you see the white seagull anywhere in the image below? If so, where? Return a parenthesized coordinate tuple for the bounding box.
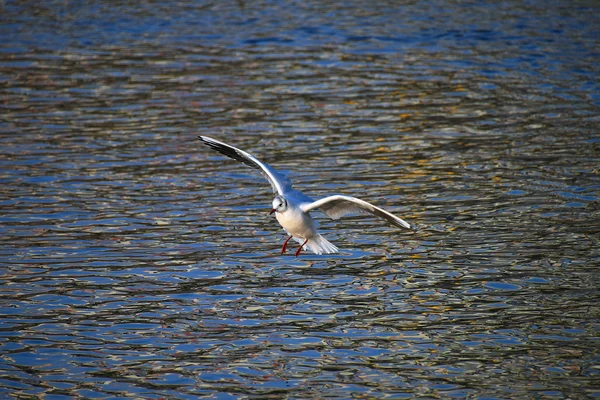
(199, 136, 412, 257)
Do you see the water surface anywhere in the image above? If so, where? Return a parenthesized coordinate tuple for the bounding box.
(1, 1, 599, 398)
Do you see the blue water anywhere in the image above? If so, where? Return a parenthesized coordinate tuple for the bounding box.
(1, 1, 599, 398)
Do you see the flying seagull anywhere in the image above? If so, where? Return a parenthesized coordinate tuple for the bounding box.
(198, 136, 411, 256)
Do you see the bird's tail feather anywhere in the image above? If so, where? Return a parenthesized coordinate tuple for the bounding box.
(302, 234, 338, 255)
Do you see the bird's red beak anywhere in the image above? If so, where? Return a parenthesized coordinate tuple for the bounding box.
(270, 209, 276, 215)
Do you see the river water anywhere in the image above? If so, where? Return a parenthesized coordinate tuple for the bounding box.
(1, 1, 599, 398)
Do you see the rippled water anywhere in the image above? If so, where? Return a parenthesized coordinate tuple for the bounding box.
(1, 1, 599, 398)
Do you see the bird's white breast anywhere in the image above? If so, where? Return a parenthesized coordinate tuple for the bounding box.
(275, 208, 317, 239)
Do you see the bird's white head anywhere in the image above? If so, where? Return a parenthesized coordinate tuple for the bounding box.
(270, 195, 288, 215)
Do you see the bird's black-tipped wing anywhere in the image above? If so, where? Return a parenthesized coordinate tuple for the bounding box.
(301, 195, 411, 229)
(198, 135, 293, 195)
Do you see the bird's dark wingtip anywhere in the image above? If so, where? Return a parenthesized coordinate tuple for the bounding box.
(197, 136, 262, 171)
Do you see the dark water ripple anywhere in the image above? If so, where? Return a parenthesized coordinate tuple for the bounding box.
(1, 1, 599, 398)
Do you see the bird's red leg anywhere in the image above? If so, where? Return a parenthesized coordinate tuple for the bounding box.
(295, 239, 309, 257)
(281, 235, 293, 254)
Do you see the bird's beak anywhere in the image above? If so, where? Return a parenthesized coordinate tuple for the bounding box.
(269, 209, 276, 215)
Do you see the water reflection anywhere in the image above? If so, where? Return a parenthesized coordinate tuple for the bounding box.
(1, 0, 599, 398)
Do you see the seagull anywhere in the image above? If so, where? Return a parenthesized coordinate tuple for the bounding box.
(198, 136, 411, 256)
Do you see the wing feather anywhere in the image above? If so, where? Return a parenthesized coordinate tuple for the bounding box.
(300, 195, 411, 229)
(198, 136, 292, 195)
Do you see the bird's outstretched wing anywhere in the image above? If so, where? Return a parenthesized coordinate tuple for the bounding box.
(300, 195, 411, 229)
(198, 136, 295, 196)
